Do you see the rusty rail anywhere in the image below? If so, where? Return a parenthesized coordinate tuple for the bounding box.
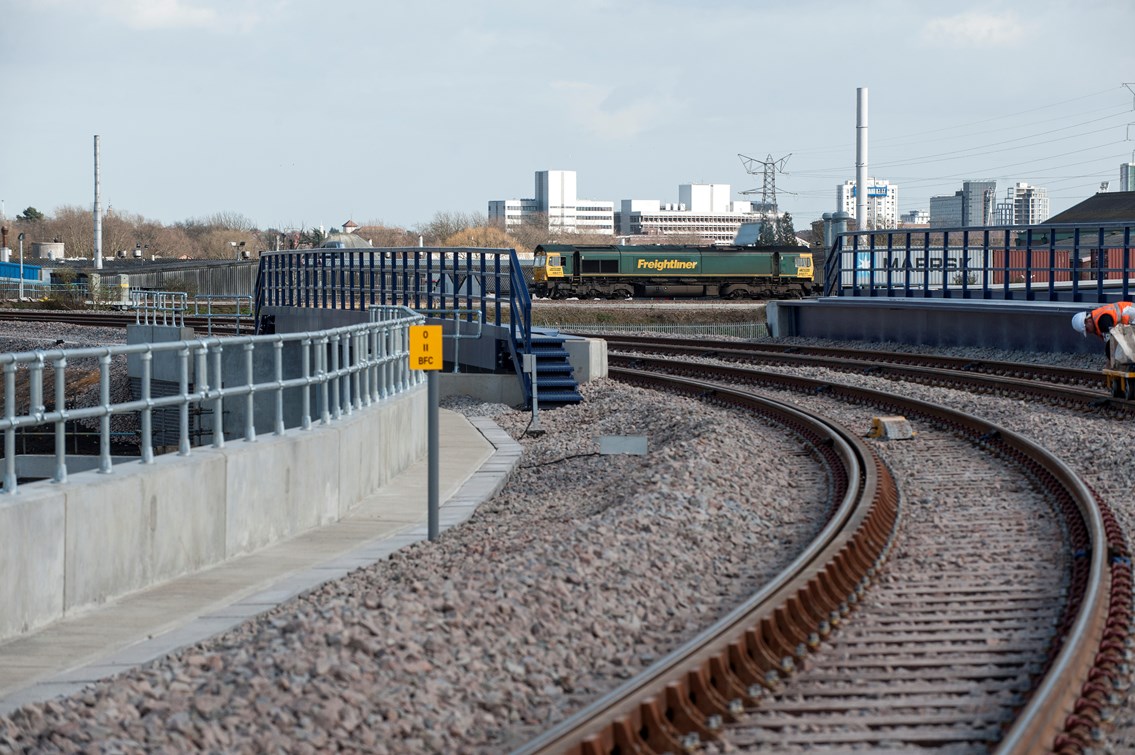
(601, 353, 1130, 754)
(513, 369, 900, 754)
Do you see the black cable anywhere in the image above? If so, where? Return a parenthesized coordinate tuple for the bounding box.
(520, 452, 601, 469)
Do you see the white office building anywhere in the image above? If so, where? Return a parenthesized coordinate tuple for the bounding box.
(837, 179, 899, 230)
(617, 183, 764, 244)
(900, 209, 929, 226)
(491, 171, 778, 243)
(489, 170, 614, 235)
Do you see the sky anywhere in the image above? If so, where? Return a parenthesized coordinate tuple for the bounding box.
(1, 0, 1133, 233)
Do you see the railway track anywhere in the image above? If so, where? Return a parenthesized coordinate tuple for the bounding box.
(597, 335, 1124, 416)
(0, 309, 250, 336)
(593, 334, 1099, 388)
(516, 357, 1131, 754)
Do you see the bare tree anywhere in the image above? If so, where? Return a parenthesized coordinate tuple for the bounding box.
(204, 211, 256, 232)
(39, 205, 89, 256)
(416, 211, 488, 246)
(504, 213, 552, 256)
(442, 225, 514, 249)
(356, 225, 419, 248)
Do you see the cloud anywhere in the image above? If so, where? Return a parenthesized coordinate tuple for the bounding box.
(921, 11, 1030, 47)
(43, 0, 263, 32)
(550, 81, 680, 141)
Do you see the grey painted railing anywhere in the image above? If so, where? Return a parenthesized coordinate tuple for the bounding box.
(0, 306, 425, 493)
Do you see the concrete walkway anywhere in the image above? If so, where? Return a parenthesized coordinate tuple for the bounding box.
(0, 410, 521, 716)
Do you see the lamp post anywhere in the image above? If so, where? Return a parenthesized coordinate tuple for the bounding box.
(17, 232, 24, 301)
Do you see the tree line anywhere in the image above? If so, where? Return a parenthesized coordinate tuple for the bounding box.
(1, 205, 794, 263)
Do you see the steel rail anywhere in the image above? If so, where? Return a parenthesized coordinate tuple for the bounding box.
(0, 309, 247, 335)
(596, 334, 1099, 386)
(604, 352, 1131, 753)
(604, 338, 1126, 414)
(512, 368, 900, 754)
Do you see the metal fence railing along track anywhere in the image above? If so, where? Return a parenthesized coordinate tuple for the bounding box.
(254, 247, 538, 400)
(824, 222, 1135, 303)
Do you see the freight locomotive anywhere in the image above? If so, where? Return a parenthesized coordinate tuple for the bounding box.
(531, 243, 815, 299)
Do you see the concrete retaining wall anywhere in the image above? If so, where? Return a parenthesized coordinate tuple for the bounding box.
(0, 387, 426, 642)
(768, 298, 1101, 354)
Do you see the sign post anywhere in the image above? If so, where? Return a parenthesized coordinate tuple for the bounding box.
(409, 324, 443, 541)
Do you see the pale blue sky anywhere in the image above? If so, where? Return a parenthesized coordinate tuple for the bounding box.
(1, 0, 1132, 232)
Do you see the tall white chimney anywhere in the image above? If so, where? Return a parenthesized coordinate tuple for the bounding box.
(94, 135, 103, 270)
(856, 88, 868, 231)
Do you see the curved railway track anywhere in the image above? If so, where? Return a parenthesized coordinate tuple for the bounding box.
(588, 334, 1099, 388)
(516, 358, 1131, 754)
(596, 335, 1126, 416)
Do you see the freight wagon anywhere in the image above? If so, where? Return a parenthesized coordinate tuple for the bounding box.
(532, 244, 815, 299)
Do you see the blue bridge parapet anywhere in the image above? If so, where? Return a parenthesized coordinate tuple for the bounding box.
(823, 222, 1135, 304)
(253, 247, 567, 404)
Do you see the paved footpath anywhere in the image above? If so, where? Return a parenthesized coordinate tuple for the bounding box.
(0, 410, 521, 716)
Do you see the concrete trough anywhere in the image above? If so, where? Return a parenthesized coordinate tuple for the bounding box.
(768, 297, 1104, 354)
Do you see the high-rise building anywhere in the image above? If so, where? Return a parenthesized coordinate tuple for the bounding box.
(930, 180, 999, 227)
(489, 170, 614, 235)
(962, 180, 997, 226)
(1121, 162, 1135, 192)
(1004, 182, 1049, 225)
(837, 178, 899, 229)
(929, 193, 964, 228)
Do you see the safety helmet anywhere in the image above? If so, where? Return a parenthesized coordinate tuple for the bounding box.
(1072, 311, 1088, 336)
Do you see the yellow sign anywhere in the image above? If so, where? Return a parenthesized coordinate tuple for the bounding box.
(409, 325, 443, 370)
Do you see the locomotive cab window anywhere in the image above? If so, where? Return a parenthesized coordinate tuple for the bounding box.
(582, 258, 619, 274)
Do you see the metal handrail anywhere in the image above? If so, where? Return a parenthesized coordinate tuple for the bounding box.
(823, 221, 1135, 302)
(131, 289, 188, 326)
(0, 306, 425, 493)
(412, 308, 485, 373)
(254, 247, 539, 400)
(191, 294, 254, 335)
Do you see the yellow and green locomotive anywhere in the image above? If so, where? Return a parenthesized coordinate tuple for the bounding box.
(531, 243, 815, 299)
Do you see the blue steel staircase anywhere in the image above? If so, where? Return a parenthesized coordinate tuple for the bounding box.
(527, 330, 582, 406)
(253, 247, 584, 407)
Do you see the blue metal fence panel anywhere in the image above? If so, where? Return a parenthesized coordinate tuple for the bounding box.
(0, 261, 42, 281)
(253, 247, 537, 400)
(823, 222, 1135, 303)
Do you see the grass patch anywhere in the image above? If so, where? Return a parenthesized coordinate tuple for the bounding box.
(529, 302, 767, 327)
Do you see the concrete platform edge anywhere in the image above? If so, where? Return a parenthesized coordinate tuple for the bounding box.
(0, 414, 522, 717)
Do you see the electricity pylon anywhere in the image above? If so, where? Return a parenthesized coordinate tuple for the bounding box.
(739, 153, 791, 242)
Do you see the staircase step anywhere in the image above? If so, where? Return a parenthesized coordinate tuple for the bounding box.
(536, 390, 583, 403)
(537, 377, 580, 388)
(535, 364, 575, 375)
(522, 330, 581, 405)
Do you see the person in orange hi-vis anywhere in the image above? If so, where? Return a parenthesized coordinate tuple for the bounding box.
(1072, 301, 1135, 357)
